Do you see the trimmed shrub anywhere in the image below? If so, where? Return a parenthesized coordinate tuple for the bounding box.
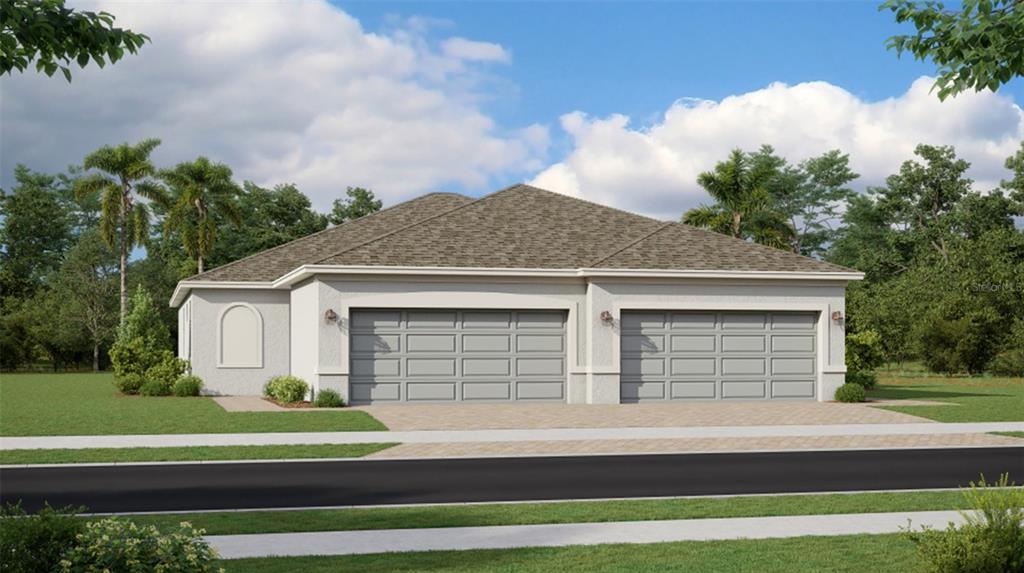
(141, 351, 188, 397)
(114, 372, 145, 395)
(845, 370, 878, 390)
(264, 375, 309, 404)
(58, 518, 220, 573)
(173, 375, 204, 397)
(0, 503, 85, 573)
(109, 287, 172, 394)
(834, 383, 866, 403)
(314, 389, 345, 408)
(906, 474, 1024, 573)
(845, 329, 885, 374)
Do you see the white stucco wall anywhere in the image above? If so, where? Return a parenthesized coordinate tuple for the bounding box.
(187, 289, 290, 395)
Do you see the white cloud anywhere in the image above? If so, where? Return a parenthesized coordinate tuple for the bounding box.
(531, 78, 1024, 220)
(441, 37, 511, 63)
(0, 1, 544, 209)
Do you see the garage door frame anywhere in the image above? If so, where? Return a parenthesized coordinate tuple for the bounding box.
(348, 308, 570, 405)
(617, 306, 825, 403)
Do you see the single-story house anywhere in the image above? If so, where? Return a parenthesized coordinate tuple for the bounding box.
(170, 184, 862, 404)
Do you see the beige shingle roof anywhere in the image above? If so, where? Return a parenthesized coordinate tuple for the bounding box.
(188, 184, 853, 282)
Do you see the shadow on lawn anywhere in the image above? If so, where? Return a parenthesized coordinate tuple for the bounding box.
(868, 387, 1011, 401)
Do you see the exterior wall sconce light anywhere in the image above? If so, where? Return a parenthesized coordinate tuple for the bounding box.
(324, 309, 338, 322)
(600, 310, 614, 324)
(831, 310, 843, 323)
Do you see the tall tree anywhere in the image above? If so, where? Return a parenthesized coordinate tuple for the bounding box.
(874, 144, 973, 263)
(882, 0, 1024, 99)
(1, 0, 148, 81)
(75, 138, 164, 321)
(0, 165, 73, 299)
(683, 147, 793, 248)
(161, 157, 242, 274)
(329, 187, 381, 225)
(1002, 141, 1024, 205)
(771, 150, 859, 257)
(54, 229, 119, 371)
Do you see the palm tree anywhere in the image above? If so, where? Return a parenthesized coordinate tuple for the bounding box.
(161, 157, 242, 274)
(75, 138, 164, 321)
(683, 148, 794, 247)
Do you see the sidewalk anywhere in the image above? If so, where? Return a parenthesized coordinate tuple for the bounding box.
(4, 422, 1024, 451)
(209, 510, 965, 558)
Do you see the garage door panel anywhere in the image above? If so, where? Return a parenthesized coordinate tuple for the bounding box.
(621, 335, 663, 353)
(517, 334, 564, 352)
(351, 382, 400, 402)
(352, 311, 401, 329)
(670, 313, 716, 329)
(517, 357, 563, 376)
(516, 381, 564, 400)
(517, 312, 564, 329)
(351, 334, 399, 353)
(721, 358, 766, 375)
(772, 357, 815, 375)
(350, 309, 566, 404)
(352, 358, 399, 376)
(406, 358, 456, 377)
(721, 335, 765, 353)
(463, 358, 510, 376)
(722, 380, 766, 398)
(463, 311, 512, 328)
(406, 334, 456, 353)
(622, 313, 665, 331)
(622, 358, 664, 376)
(721, 313, 766, 329)
(463, 382, 511, 400)
(772, 314, 816, 330)
(670, 381, 716, 399)
(670, 335, 715, 352)
(771, 335, 814, 353)
(621, 381, 665, 401)
(670, 357, 715, 376)
(462, 334, 510, 352)
(772, 380, 815, 398)
(621, 311, 817, 402)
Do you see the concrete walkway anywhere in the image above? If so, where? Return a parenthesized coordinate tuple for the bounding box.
(209, 510, 966, 558)
(4, 422, 1024, 451)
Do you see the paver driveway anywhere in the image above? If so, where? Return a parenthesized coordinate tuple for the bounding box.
(355, 402, 930, 431)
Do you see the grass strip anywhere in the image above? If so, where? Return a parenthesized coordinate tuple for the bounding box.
(991, 431, 1024, 439)
(0, 373, 387, 435)
(124, 489, 968, 536)
(0, 443, 396, 465)
(220, 533, 920, 572)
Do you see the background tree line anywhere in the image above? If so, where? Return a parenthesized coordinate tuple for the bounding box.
(0, 138, 381, 371)
(684, 142, 1024, 376)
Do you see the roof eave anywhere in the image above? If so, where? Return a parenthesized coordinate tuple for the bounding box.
(171, 265, 863, 307)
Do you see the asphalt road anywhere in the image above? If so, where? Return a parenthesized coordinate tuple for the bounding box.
(2, 447, 1021, 513)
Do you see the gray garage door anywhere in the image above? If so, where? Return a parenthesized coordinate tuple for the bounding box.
(349, 309, 567, 404)
(620, 311, 817, 402)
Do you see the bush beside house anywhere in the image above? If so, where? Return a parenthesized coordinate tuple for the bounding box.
(845, 329, 884, 389)
(109, 287, 198, 397)
(264, 375, 309, 404)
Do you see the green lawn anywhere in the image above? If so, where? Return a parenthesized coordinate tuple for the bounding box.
(869, 367, 1024, 422)
(0, 443, 396, 464)
(0, 373, 386, 436)
(125, 490, 968, 535)
(221, 533, 922, 573)
(993, 431, 1024, 438)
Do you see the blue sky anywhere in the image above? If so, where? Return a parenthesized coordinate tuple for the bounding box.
(341, 1, 1023, 129)
(3, 1, 1022, 219)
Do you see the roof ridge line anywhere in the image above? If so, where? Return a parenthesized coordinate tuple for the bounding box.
(516, 183, 666, 225)
(585, 221, 675, 268)
(185, 191, 471, 282)
(311, 183, 525, 265)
